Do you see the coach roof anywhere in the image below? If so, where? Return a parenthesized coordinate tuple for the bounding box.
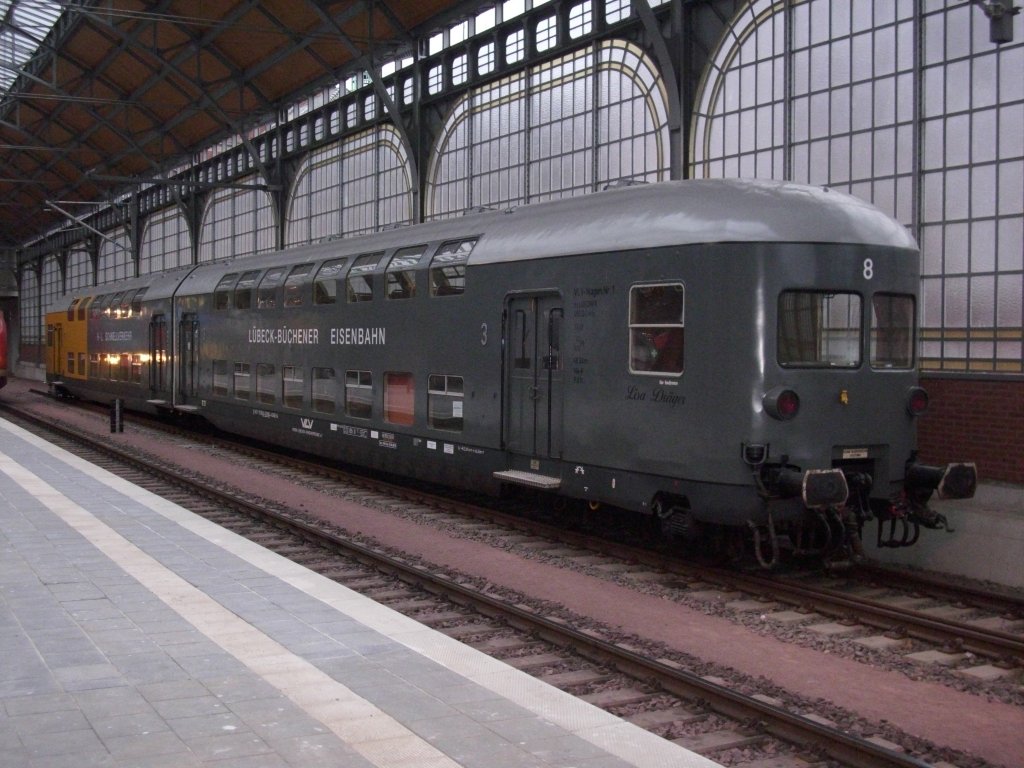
(466, 178, 918, 265)
(170, 177, 922, 296)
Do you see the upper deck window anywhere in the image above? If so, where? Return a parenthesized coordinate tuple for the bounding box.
(91, 294, 112, 318)
(234, 271, 260, 309)
(386, 246, 427, 300)
(108, 292, 125, 318)
(77, 297, 93, 321)
(629, 283, 684, 375)
(258, 267, 287, 308)
(348, 252, 383, 302)
(118, 290, 138, 318)
(870, 294, 915, 369)
(313, 259, 348, 304)
(214, 274, 238, 310)
(130, 289, 146, 316)
(778, 291, 862, 368)
(430, 239, 475, 296)
(67, 298, 79, 322)
(284, 264, 314, 307)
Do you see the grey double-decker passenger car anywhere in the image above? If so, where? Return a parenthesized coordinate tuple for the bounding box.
(46, 179, 975, 565)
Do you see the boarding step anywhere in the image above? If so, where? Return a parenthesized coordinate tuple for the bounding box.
(493, 469, 561, 490)
(174, 404, 201, 413)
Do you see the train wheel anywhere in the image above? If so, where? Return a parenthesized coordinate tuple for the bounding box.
(652, 496, 699, 544)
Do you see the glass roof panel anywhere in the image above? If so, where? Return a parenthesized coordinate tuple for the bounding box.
(0, 0, 64, 96)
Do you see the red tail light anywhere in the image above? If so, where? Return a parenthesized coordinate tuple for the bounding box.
(764, 387, 800, 421)
(907, 386, 929, 416)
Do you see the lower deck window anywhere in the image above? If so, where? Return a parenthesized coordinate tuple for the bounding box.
(118, 354, 132, 382)
(312, 367, 336, 413)
(345, 370, 372, 419)
(778, 291, 862, 368)
(428, 374, 464, 432)
(283, 366, 304, 408)
(629, 283, 685, 375)
(257, 364, 276, 404)
(384, 372, 414, 426)
(213, 360, 229, 396)
(234, 363, 251, 399)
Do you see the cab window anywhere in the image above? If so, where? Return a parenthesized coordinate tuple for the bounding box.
(778, 291, 862, 368)
(629, 283, 684, 375)
(871, 293, 915, 369)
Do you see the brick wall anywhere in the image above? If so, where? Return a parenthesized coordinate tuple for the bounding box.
(917, 376, 1023, 484)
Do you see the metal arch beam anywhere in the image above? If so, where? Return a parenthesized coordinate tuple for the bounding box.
(634, 0, 684, 179)
(305, 0, 423, 222)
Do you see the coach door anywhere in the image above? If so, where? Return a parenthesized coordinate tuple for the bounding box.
(504, 294, 564, 461)
(149, 314, 168, 397)
(177, 313, 198, 403)
(48, 322, 63, 378)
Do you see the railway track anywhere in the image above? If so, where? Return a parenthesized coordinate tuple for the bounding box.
(2, 400, 997, 767)
(84, 399, 1024, 675)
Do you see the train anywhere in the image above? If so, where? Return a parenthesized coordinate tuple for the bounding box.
(42, 179, 976, 566)
(0, 308, 7, 389)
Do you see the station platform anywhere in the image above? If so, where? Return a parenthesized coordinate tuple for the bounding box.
(864, 481, 1024, 590)
(0, 416, 718, 768)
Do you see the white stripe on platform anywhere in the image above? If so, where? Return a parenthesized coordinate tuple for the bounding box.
(0, 418, 720, 768)
(0, 446, 462, 768)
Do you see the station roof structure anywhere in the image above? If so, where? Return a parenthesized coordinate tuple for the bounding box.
(0, 0, 469, 249)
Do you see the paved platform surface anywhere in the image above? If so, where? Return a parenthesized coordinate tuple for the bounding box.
(0, 417, 719, 768)
(865, 481, 1024, 589)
